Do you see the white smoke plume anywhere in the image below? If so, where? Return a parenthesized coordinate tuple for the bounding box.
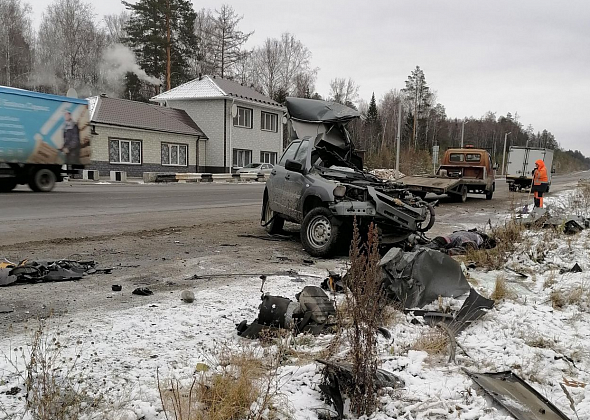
(101, 44, 161, 86)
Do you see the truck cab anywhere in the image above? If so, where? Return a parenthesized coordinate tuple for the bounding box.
(438, 147, 496, 200)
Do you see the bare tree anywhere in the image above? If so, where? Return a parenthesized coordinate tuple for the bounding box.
(329, 77, 359, 106)
(0, 0, 34, 88)
(104, 11, 129, 44)
(278, 33, 315, 94)
(209, 4, 253, 78)
(252, 38, 283, 99)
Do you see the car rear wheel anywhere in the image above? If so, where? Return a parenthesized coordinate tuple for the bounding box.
(301, 207, 340, 258)
(453, 185, 467, 203)
(485, 190, 493, 200)
(261, 195, 284, 234)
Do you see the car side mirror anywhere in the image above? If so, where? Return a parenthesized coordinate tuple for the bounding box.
(285, 159, 304, 173)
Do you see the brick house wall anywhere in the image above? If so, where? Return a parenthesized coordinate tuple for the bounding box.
(86, 124, 206, 177)
(165, 99, 283, 173)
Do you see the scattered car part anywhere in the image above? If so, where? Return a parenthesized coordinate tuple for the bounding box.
(132, 287, 153, 296)
(380, 247, 471, 309)
(111, 284, 122, 291)
(465, 370, 570, 420)
(560, 263, 582, 274)
(0, 259, 100, 286)
(181, 290, 195, 303)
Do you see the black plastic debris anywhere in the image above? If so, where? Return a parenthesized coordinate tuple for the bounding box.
(132, 287, 153, 296)
(465, 370, 570, 420)
(112, 284, 122, 291)
(406, 289, 494, 334)
(317, 359, 404, 420)
(0, 259, 101, 287)
(560, 263, 583, 275)
(237, 286, 336, 339)
(380, 248, 471, 309)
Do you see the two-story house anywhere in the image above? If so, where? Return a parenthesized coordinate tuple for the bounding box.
(151, 75, 285, 173)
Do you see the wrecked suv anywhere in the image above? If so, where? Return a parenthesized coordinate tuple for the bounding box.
(261, 98, 435, 257)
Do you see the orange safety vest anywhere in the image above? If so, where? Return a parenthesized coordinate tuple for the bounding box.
(533, 159, 548, 185)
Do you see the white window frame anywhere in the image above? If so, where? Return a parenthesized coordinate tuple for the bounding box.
(233, 106, 253, 129)
(109, 138, 142, 165)
(260, 151, 277, 165)
(161, 142, 188, 167)
(234, 149, 252, 167)
(261, 111, 278, 132)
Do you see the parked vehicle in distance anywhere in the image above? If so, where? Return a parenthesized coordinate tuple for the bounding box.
(0, 86, 91, 192)
(262, 97, 434, 258)
(237, 163, 274, 175)
(397, 146, 496, 202)
(506, 147, 554, 192)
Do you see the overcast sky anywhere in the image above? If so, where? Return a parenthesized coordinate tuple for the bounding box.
(31, 0, 590, 155)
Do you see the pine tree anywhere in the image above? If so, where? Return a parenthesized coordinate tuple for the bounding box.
(366, 93, 379, 124)
(123, 0, 197, 91)
(401, 66, 432, 148)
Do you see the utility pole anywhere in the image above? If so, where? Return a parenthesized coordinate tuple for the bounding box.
(395, 102, 402, 178)
(502, 132, 511, 176)
(460, 119, 467, 148)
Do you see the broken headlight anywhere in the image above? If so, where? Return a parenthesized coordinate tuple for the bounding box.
(333, 185, 346, 198)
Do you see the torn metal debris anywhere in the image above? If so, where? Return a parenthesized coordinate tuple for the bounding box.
(0, 259, 106, 287)
(465, 370, 570, 420)
(380, 248, 471, 309)
(237, 285, 337, 339)
(317, 359, 405, 420)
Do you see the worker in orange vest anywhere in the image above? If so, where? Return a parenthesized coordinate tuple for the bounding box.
(532, 159, 549, 208)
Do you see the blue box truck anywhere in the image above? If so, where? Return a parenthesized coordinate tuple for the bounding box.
(0, 86, 91, 192)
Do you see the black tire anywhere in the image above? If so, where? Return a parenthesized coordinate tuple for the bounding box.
(454, 185, 467, 203)
(28, 168, 56, 192)
(417, 203, 435, 232)
(261, 194, 284, 234)
(0, 179, 17, 192)
(485, 190, 493, 200)
(300, 207, 340, 258)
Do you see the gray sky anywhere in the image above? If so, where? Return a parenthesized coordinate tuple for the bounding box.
(32, 0, 590, 155)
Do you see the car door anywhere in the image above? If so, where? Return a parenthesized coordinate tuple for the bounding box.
(268, 141, 300, 214)
(282, 139, 310, 222)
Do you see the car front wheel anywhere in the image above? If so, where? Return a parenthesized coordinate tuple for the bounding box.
(301, 207, 340, 258)
(261, 195, 284, 234)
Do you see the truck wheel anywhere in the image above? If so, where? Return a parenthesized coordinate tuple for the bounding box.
(301, 207, 340, 258)
(261, 195, 284, 234)
(485, 190, 493, 200)
(417, 203, 435, 232)
(29, 168, 56, 192)
(0, 179, 17, 192)
(454, 186, 467, 203)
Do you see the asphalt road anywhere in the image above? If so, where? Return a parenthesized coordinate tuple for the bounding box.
(1, 171, 588, 245)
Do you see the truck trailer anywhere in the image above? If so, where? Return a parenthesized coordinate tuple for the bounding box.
(0, 86, 91, 192)
(505, 146, 554, 192)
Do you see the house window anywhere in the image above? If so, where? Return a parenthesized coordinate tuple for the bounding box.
(161, 143, 188, 166)
(261, 111, 278, 132)
(109, 139, 141, 164)
(233, 106, 253, 128)
(233, 148, 252, 167)
(260, 151, 277, 165)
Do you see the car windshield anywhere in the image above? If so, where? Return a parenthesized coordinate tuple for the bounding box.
(243, 163, 261, 168)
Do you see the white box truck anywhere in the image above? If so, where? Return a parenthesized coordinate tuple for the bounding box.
(506, 146, 554, 192)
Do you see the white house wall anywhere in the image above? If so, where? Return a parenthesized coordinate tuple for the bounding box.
(88, 124, 204, 177)
(165, 98, 283, 173)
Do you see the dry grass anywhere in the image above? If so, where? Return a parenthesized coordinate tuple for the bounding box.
(543, 271, 558, 289)
(465, 220, 525, 270)
(490, 275, 513, 301)
(410, 327, 450, 356)
(158, 346, 285, 420)
(550, 285, 589, 311)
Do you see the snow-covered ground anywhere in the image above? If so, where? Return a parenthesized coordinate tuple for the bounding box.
(1, 190, 589, 419)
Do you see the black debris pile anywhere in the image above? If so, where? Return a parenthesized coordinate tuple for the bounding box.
(132, 287, 153, 296)
(524, 210, 589, 235)
(0, 259, 109, 287)
(560, 263, 583, 274)
(380, 247, 471, 309)
(317, 359, 404, 419)
(237, 285, 337, 339)
(420, 229, 497, 255)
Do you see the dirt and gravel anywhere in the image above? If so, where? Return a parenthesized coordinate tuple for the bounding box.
(1, 171, 588, 336)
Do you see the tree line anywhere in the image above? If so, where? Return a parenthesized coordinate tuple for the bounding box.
(1, 0, 587, 172)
